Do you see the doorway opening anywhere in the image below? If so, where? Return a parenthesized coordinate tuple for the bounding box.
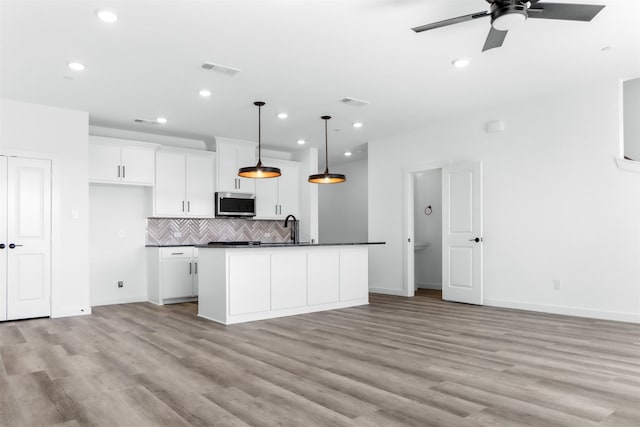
(413, 169, 443, 297)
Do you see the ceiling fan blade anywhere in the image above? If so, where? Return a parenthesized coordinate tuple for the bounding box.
(412, 11, 489, 33)
(527, 3, 605, 22)
(482, 27, 508, 52)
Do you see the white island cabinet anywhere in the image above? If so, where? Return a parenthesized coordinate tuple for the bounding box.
(197, 244, 375, 325)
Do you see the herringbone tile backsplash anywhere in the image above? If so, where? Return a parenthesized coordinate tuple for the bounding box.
(146, 218, 291, 245)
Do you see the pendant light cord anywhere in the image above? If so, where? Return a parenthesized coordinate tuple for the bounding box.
(257, 103, 262, 164)
(324, 116, 329, 174)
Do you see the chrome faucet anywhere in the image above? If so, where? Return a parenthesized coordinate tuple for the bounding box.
(284, 214, 299, 244)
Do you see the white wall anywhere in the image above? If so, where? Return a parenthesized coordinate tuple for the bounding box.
(368, 81, 640, 323)
(89, 184, 151, 306)
(0, 99, 91, 317)
(319, 159, 368, 243)
(624, 77, 640, 161)
(414, 169, 442, 289)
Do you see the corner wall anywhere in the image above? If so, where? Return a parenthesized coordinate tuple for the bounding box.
(368, 81, 640, 323)
(319, 158, 368, 243)
(0, 99, 91, 317)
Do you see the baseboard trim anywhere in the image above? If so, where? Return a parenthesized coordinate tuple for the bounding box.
(91, 296, 148, 307)
(416, 283, 442, 290)
(51, 306, 92, 318)
(484, 298, 640, 324)
(369, 287, 407, 297)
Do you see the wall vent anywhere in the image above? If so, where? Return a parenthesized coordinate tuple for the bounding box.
(201, 62, 240, 75)
(340, 97, 369, 107)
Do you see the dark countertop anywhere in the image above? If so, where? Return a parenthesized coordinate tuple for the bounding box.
(194, 242, 386, 248)
(146, 244, 198, 247)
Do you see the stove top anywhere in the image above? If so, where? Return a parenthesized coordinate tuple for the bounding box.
(207, 241, 261, 246)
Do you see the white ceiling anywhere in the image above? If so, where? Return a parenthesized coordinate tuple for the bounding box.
(1, 0, 639, 165)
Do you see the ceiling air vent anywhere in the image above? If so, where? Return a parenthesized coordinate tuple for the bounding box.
(340, 97, 369, 107)
(201, 62, 240, 76)
(134, 118, 158, 125)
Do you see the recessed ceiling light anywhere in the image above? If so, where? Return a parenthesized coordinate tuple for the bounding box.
(297, 139, 306, 145)
(68, 62, 85, 71)
(452, 58, 470, 68)
(96, 10, 118, 23)
(277, 113, 288, 119)
(344, 152, 352, 157)
(156, 117, 168, 124)
(199, 89, 212, 97)
(352, 122, 363, 128)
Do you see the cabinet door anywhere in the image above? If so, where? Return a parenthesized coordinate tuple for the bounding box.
(277, 163, 300, 218)
(235, 145, 256, 193)
(121, 146, 155, 185)
(161, 258, 195, 299)
(216, 143, 240, 193)
(271, 252, 307, 310)
(228, 254, 270, 315)
(339, 249, 369, 301)
(255, 177, 279, 219)
(155, 152, 186, 216)
(308, 251, 339, 305)
(89, 143, 121, 183)
(185, 154, 214, 217)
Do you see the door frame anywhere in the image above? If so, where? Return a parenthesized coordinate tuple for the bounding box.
(402, 160, 450, 297)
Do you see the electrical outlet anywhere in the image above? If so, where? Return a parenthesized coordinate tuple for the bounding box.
(264, 232, 271, 238)
(553, 280, 561, 290)
(118, 281, 124, 288)
(173, 231, 182, 238)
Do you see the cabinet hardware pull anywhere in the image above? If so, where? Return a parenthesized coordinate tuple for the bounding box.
(117, 165, 120, 178)
(275, 205, 278, 215)
(0, 243, 5, 249)
(171, 252, 184, 255)
(189, 262, 192, 275)
(8, 243, 23, 249)
(187, 201, 190, 212)
(182, 201, 185, 212)
(122, 165, 125, 178)
(195, 262, 198, 274)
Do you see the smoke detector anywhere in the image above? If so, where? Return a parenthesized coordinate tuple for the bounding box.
(340, 97, 369, 107)
(201, 62, 240, 75)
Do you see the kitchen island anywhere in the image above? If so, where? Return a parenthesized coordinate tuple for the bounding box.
(196, 242, 384, 325)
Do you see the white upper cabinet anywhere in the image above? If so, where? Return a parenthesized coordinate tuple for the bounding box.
(89, 136, 158, 185)
(154, 148, 216, 218)
(255, 158, 300, 219)
(216, 138, 256, 193)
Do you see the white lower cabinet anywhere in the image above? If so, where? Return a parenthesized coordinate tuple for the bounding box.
(147, 247, 198, 304)
(271, 252, 307, 310)
(307, 251, 339, 306)
(228, 254, 270, 315)
(197, 245, 370, 325)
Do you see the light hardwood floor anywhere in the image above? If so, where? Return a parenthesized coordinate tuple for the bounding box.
(1, 293, 639, 426)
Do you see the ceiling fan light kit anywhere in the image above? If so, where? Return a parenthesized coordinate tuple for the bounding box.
(237, 101, 282, 179)
(412, 0, 605, 52)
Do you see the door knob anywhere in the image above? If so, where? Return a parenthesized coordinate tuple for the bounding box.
(8, 243, 23, 249)
(469, 237, 482, 243)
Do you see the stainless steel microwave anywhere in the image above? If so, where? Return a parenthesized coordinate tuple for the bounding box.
(215, 192, 256, 217)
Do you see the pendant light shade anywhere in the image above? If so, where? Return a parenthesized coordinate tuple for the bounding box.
(238, 101, 281, 179)
(308, 116, 346, 184)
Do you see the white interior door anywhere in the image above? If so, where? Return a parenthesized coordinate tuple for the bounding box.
(442, 161, 483, 305)
(0, 157, 7, 321)
(6, 157, 52, 320)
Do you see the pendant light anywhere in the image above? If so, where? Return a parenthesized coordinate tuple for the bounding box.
(308, 115, 346, 184)
(238, 101, 281, 179)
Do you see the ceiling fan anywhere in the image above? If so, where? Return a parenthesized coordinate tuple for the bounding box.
(411, 0, 605, 52)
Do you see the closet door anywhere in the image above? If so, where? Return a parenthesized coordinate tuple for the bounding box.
(0, 157, 7, 321)
(6, 157, 51, 320)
